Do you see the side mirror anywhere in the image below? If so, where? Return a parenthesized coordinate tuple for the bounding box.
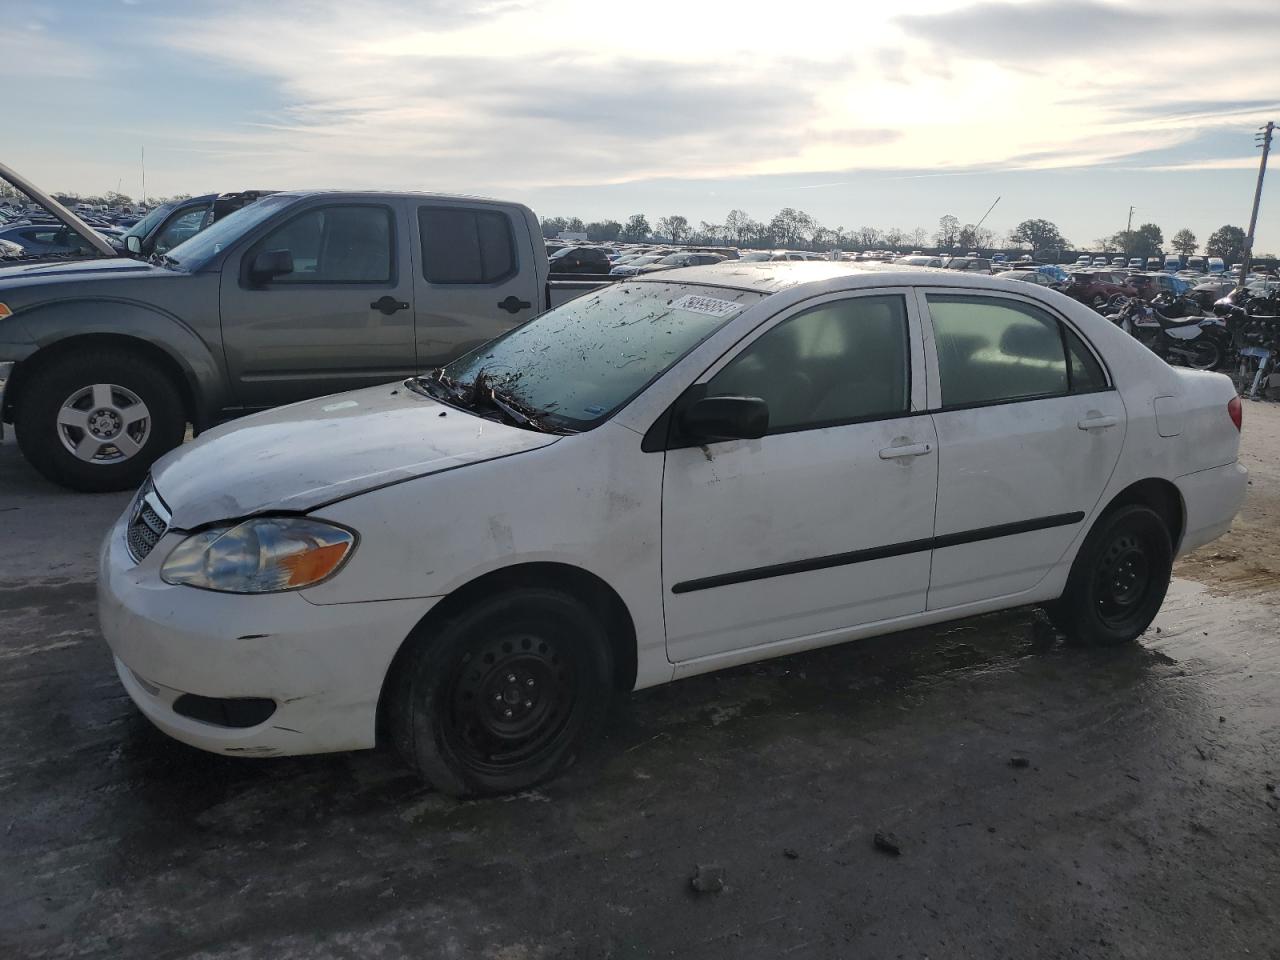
(680, 395, 769, 443)
(125, 235, 142, 255)
(249, 249, 293, 284)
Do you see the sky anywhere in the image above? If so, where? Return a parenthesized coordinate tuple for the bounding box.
(5, 0, 1280, 252)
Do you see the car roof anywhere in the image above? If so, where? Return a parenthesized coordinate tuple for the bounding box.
(630, 259, 1041, 296)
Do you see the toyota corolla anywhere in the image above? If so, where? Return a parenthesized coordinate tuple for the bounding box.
(98, 262, 1247, 796)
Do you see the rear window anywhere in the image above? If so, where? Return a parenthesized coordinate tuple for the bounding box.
(419, 206, 516, 284)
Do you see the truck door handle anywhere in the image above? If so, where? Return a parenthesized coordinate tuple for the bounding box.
(370, 296, 409, 315)
(1077, 415, 1119, 431)
(498, 296, 533, 314)
(879, 441, 933, 460)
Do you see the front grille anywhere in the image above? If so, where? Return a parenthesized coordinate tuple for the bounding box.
(127, 498, 168, 563)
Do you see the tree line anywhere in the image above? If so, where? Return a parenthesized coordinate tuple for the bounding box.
(542, 210, 1260, 261)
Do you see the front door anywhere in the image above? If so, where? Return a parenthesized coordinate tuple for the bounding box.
(219, 200, 417, 407)
(920, 291, 1126, 609)
(410, 202, 542, 369)
(661, 290, 938, 664)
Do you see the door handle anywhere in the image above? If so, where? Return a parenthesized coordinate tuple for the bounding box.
(879, 441, 933, 460)
(370, 296, 410, 315)
(1077, 415, 1119, 431)
(498, 295, 533, 314)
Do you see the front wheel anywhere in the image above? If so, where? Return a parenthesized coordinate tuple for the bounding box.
(15, 349, 187, 492)
(1045, 504, 1172, 645)
(389, 587, 614, 797)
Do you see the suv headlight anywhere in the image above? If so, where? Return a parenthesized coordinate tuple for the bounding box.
(161, 517, 356, 593)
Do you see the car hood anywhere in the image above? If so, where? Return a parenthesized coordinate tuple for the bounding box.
(152, 383, 561, 529)
(0, 256, 169, 286)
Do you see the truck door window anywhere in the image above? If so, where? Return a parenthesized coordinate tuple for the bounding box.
(250, 205, 393, 284)
(154, 206, 210, 255)
(419, 206, 516, 284)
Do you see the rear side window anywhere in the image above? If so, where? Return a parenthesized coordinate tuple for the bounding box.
(1065, 327, 1106, 391)
(707, 294, 910, 433)
(419, 207, 516, 284)
(927, 295, 1107, 407)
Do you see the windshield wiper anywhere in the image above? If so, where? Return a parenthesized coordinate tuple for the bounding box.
(470, 368, 562, 433)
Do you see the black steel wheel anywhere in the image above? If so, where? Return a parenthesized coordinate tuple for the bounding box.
(1045, 504, 1172, 645)
(389, 587, 613, 797)
(446, 631, 575, 775)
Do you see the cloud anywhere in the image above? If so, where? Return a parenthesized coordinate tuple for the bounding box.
(898, 0, 1280, 63)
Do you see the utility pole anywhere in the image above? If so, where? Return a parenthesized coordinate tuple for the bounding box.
(140, 146, 146, 206)
(1240, 121, 1274, 283)
(1123, 205, 1135, 255)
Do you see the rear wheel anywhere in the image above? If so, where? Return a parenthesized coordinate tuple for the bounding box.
(389, 587, 614, 797)
(1186, 338, 1222, 370)
(15, 349, 186, 492)
(1046, 504, 1172, 645)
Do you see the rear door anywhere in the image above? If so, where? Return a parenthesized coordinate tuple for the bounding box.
(219, 199, 417, 406)
(920, 290, 1125, 609)
(410, 202, 541, 369)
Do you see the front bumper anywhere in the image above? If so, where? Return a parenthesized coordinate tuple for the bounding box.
(98, 504, 437, 756)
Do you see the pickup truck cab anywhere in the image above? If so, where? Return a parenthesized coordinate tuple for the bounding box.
(0, 185, 596, 491)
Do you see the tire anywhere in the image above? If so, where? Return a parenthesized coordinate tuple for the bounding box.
(1186, 338, 1222, 370)
(1046, 504, 1172, 646)
(15, 349, 186, 493)
(1090, 294, 1108, 310)
(389, 587, 614, 797)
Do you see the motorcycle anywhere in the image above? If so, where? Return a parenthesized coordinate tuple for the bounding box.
(1110, 296, 1229, 370)
(1216, 300, 1280, 398)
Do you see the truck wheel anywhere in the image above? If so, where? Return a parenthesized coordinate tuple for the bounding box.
(389, 587, 613, 797)
(15, 349, 186, 492)
(1045, 504, 1172, 646)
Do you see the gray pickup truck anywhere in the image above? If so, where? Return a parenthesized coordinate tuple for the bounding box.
(0, 164, 607, 491)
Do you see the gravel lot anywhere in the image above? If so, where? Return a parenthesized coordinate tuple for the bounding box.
(1, 405, 1278, 959)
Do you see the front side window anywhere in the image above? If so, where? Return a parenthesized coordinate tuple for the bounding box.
(420, 206, 515, 284)
(442, 282, 765, 429)
(707, 295, 910, 432)
(154, 206, 210, 254)
(251, 205, 393, 284)
(928, 295, 1106, 407)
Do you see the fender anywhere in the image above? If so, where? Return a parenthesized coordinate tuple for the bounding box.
(12, 296, 229, 427)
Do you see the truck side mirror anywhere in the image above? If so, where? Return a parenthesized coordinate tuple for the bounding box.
(126, 235, 142, 255)
(249, 249, 294, 284)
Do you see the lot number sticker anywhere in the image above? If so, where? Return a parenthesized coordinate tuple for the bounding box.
(670, 294, 742, 318)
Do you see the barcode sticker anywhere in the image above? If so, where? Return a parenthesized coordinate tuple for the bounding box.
(670, 294, 742, 318)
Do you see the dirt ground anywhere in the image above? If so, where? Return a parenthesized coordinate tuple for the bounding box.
(1, 405, 1278, 959)
(1177, 397, 1280, 593)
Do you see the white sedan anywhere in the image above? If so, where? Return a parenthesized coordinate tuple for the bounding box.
(99, 262, 1247, 796)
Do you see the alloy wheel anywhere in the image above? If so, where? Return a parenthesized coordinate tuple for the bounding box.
(56, 383, 151, 464)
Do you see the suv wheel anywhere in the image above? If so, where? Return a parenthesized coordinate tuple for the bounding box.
(1045, 504, 1173, 645)
(15, 349, 186, 492)
(389, 587, 613, 797)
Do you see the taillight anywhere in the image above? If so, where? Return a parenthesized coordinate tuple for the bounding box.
(1228, 395, 1242, 431)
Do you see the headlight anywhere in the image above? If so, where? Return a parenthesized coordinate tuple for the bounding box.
(161, 517, 356, 593)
